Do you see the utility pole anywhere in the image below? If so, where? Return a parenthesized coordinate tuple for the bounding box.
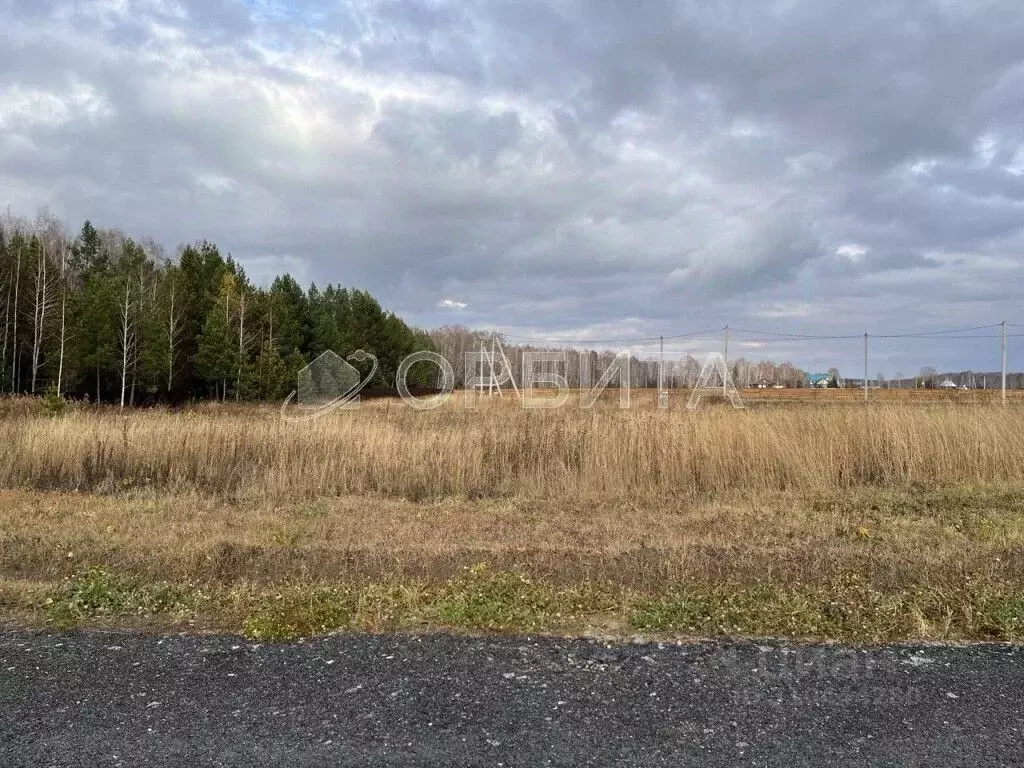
(658, 335, 668, 409)
(659, 335, 664, 392)
(864, 332, 869, 404)
(723, 325, 730, 393)
(1001, 321, 1007, 407)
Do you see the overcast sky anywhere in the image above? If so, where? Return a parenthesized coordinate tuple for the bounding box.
(3, 0, 1024, 374)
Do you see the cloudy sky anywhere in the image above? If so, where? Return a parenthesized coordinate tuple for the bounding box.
(3, 0, 1024, 374)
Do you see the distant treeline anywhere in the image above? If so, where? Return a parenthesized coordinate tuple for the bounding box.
(0, 212, 432, 404)
(426, 326, 812, 389)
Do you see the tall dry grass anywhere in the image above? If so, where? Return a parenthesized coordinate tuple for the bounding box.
(2, 395, 1023, 500)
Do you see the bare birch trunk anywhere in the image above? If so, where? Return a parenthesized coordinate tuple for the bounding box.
(1, 275, 10, 394)
(166, 280, 177, 393)
(236, 290, 246, 400)
(11, 241, 20, 392)
(30, 241, 50, 394)
(56, 242, 67, 395)
(119, 277, 131, 409)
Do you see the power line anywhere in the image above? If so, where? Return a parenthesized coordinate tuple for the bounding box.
(665, 328, 729, 341)
(729, 327, 862, 340)
(874, 323, 1002, 338)
(728, 323, 1003, 340)
(495, 323, 1020, 346)
(503, 327, 724, 345)
(504, 333, 663, 344)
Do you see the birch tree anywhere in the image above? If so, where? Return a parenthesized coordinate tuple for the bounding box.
(117, 266, 134, 408)
(55, 238, 69, 394)
(115, 240, 147, 408)
(235, 281, 251, 399)
(29, 237, 55, 394)
(10, 232, 21, 392)
(0, 228, 11, 393)
(159, 264, 184, 393)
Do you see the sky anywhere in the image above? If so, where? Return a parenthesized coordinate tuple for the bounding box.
(3, 0, 1024, 375)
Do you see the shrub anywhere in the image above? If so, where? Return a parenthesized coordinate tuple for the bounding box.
(41, 386, 67, 417)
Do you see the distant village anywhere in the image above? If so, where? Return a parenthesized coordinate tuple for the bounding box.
(768, 370, 1019, 390)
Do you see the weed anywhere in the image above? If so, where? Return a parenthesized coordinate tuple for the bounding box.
(629, 592, 716, 633)
(44, 566, 191, 623)
(436, 564, 560, 631)
(242, 587, 357, 641)
(981, 595, 1024, 639)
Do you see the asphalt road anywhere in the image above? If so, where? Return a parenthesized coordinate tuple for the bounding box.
(1, 631, 1021, 767)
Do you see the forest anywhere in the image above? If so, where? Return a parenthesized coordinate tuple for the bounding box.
(0, 211, 433, 404)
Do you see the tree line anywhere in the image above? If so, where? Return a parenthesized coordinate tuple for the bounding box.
(0, 211, 432, 404)
(427, 326, 811, 389)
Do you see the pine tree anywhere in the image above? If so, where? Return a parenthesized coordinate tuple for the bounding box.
(195, 273, 239, 400)
(308, 284, 341, 357)
(75, 260, 118, 403)
(269, 274, 309, 359)
(177, 241, 228, 396)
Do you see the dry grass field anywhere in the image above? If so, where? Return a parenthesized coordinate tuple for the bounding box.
(4, 390, 1024, 500)
(1, 390, 1023, 642)
(740, 385, 1024, 405)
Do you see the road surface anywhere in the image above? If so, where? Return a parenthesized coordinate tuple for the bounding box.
(1, 631, 1021, 766)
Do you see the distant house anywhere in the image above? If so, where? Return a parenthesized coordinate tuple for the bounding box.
(755, 376, 774, 389)
(938, 378, 958, 389)
(807, 373, 832, 388)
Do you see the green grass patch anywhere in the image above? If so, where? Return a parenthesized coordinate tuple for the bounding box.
(628, 587, 848, 637)
(433, 564, 619, 632)
(435, 564, 557, 631)
(44, 566, 193, 624)
(980, 595, 1024, 637)
(629, 583, 1024, 642)
(242, 586, 358, 641)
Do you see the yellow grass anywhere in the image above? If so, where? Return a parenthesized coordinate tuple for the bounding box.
(2, 394, 1024, 500)
(2, 485, 1022, 589)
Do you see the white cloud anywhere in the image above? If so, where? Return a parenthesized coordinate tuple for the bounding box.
(0, 83, 112, 131)
(836, 244, 868, 263)
(756, 302, 818, 319)
(438, 298, 468, 310)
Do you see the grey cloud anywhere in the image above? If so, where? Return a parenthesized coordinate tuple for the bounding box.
(665, 210, 826, 298)
(372, 104, 523, 169)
